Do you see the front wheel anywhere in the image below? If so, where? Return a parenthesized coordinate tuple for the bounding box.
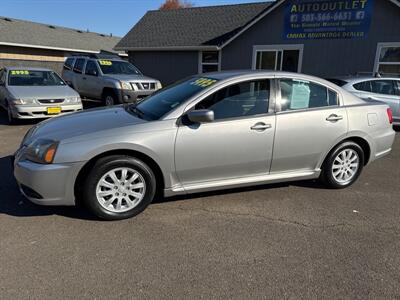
(7, 103, 17, 125)
(83, 155, 156, 220)
(102, 91, 117, 106)
(320, 141, 364, 189)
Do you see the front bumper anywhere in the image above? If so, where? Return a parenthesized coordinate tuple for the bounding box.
(13, 156, 84, 206)
(10, 103, 83, 119)
(119, 89, 157, 103)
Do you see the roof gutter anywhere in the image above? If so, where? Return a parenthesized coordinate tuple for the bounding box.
(114, 45, 219, 52)
(220, 0, 286, 49)
(0, 41, 126, 56)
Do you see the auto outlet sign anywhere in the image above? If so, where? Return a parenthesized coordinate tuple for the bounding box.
(284, 0, 374, 39)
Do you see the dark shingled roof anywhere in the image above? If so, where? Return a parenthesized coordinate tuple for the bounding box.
(0, 16, 122, 54)
(115, 1, 274, 50)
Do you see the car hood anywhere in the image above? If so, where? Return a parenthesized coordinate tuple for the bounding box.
(24, 105, 146, 144)
(103, 74, 157, 82)
(8, 85, 79, 100)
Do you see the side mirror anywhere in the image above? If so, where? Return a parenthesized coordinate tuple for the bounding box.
(187, 109, 214, 123)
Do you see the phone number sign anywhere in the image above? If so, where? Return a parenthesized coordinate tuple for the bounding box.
(284, 0, 374, 40)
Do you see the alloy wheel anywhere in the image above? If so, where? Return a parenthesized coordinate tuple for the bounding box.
(96, 167, 146, 213)
(105, 96, 115, 106)
(331, 149, 359, 185)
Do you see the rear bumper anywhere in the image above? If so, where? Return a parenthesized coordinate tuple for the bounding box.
(13, 158, 84, 206)
(10, 103, 83, 119)
(370, 129, 396, 162)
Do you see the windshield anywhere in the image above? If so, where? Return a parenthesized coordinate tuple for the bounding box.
(128, 76, 219, 120)
(98, 60, 141, 75)
(8, 70, 66, 86)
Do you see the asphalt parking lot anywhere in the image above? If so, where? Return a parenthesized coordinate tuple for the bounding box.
(0, 107, 399, 299)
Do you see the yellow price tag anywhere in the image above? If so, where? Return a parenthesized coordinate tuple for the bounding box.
(191, 78, 217, 88)
(11, 70, 30, 75)
(99, 60, 113, 66)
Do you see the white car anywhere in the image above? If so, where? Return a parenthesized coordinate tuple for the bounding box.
(327, 76, 400, 125)
(0, 67, 82, 124)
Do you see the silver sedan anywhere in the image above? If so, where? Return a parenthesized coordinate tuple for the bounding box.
(0, 67, 82, 124)
(14, 71, 395, 220)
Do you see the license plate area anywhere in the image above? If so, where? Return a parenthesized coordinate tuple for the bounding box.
(47, 107, 61, 115)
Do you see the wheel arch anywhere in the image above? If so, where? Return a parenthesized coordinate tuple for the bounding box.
(321, 135, 371, 169)
(74, 149, 165, 205)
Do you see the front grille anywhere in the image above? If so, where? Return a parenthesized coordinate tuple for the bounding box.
(133, 82, 156, 90)
(38, 99, 64, 104)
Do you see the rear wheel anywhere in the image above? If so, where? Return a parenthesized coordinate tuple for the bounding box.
(83, 155, 156, 220)
(320, 141, 364, 189)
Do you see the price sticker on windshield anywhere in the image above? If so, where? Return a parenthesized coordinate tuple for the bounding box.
(10, 70, 30, 75)
(191, 78, 217, 88)
(98, 60, 113, 66)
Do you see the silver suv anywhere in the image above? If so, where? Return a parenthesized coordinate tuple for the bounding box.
(62, 54, 162, 106)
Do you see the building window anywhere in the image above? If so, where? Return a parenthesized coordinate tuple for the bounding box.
(253, 45, 303, 73)
(375, 43, 400, 75)
(199, 51, 220, 73)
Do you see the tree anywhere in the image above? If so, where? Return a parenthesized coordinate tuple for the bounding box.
(159, 0, 193, 10)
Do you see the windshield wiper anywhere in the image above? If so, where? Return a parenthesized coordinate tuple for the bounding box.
(126, 104, 146, 119)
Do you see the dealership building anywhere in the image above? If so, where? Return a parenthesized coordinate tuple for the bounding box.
(115, 0, 400, 85)
(0, 16, 124, 73)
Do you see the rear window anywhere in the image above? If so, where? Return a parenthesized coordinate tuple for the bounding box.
(326, 78, 348, 87)
(64, 58, 75, 70)
(73, 58, 86, 73)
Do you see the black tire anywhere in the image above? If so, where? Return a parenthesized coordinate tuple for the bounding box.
(83, 155, 156, 220)
(102, 90, 118, 106)
(320, 141, 364, 189)
(6, 101, 17, 125)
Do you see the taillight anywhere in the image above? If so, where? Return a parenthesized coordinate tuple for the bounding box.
(387, 108, 393, 124)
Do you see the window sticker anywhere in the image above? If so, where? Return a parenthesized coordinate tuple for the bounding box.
(290, 82, 310, 109)
(98, 60, 113, 66)
(191, 77, 217, 88)
(10, 70, 30, 75)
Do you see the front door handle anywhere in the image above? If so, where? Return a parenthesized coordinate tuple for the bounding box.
(326, 114, 343, 122)
(251, 122, 271, 131)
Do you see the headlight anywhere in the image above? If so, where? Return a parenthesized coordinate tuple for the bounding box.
(156, 82, 162, 90)
(120, 81, 132, 90)
(65, 96, 81, 103)
(12, 98, 35, 105)
(25, 139, 59, 164)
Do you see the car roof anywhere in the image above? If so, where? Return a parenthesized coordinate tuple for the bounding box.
(68, 56, 125, 62)
(199, 70, 344, 91)
(330, 75, 400, 84)
(6, 66, 53, 72)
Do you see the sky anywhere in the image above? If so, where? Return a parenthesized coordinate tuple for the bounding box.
(1, 0, 266, 37)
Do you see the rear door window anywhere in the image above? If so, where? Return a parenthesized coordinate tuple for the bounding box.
(73, 58, 85, 74)
(279, 79, 338, 111)
(393, 80, 400, 96)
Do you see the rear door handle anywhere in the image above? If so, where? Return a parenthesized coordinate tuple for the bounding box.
(251, 122, 271, 131)
(326, 114, 343, 122)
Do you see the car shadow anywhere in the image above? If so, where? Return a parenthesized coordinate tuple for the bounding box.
(1, 154, 326, 220)
(0, 155, 97, 220)
(0, 109, 43, 126)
